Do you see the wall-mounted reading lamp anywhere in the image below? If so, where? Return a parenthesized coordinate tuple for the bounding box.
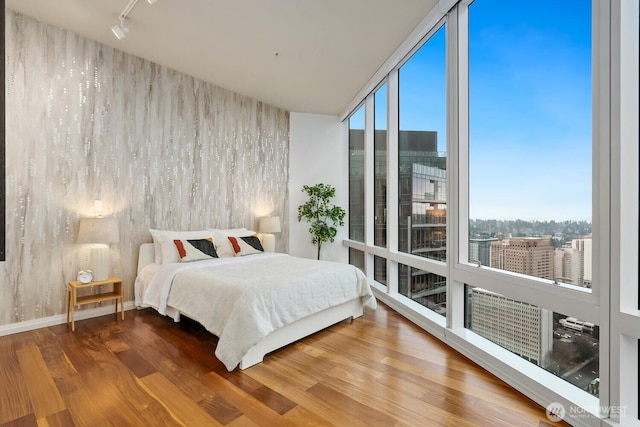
(111, 0, 157, 40)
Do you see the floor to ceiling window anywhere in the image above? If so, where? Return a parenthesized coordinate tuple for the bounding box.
(464, 0, 597, 394)
(349, 105, 365, 245)
(349, 105, 366, 270)
(374, 84, 388, 286)
(398, 25, 447, 263)
(374, 84, 388, 250)
(467, 0, 592, 285)
(343, 0, 639, 424)
(396, 23, 448, 316)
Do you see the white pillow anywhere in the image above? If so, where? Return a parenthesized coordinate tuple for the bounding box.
(207, 228, 256, 258)
(227, 235, 264, 256)
(173, 238, 218, 262)
(149, 229, 214, 264)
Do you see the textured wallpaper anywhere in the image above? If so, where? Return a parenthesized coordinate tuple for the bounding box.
(2, 12, 290, 326)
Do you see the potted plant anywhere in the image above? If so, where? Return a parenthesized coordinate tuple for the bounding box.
(297, 183, 346, 260)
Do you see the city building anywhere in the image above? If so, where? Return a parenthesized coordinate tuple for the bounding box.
(469, 237, 499, 267)
(554, 238, 592, 287)
(350, 129, 448, 313)
(490, 237, 554, 280)
(469, 287, 553, 367)
(471, 238, 556, 368)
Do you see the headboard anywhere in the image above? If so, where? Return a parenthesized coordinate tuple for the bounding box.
(137, 243, 155, 275)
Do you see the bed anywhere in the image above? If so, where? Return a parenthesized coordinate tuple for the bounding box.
(134, 236, 376, 371)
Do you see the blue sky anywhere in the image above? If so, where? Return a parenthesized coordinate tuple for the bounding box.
(353, 0, 592, 222)
(467, 0, 592, 221)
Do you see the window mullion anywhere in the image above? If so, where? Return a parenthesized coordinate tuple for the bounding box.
(387, 69, 400, 295)
(447, 2, 464, 331)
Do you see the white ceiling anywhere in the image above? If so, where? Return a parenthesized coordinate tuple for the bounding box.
(5, 0, 438, 115)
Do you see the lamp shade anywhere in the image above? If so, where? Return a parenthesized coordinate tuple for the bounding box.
(259, 216, 281, 233)
(77, 218, 120, 244)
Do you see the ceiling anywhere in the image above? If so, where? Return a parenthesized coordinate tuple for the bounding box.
(5, 0, 438, 116)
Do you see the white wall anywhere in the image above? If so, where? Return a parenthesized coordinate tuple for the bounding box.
(289, 113, 348, 262)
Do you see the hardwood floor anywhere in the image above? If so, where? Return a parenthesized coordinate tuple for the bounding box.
(0, 302, 569, 426)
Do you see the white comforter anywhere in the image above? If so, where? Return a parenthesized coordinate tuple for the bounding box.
(135, 253, 376, 370)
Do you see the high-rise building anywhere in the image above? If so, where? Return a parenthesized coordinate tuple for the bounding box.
(573, 238, 592, 286)
(469, 288, 554, 367)
(399, 163, 446, 260)
(490, 237, 554, 280)
(554, 237, 592, 287)
(396, 132, 447, 313)
(469, 237, 556, 367)
(469, 238, 499, 267)
(349, 129, 447, 314)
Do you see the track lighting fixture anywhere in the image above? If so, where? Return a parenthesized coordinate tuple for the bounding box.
(111, 0, 157, 40)
(111, 17, 128, 40)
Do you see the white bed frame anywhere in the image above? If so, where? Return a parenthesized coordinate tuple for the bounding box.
(136, 243, 364, 370)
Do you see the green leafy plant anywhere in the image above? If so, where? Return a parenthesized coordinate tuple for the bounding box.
(297, 183, 346, 260)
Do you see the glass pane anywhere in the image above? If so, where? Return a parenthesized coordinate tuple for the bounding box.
(374, 255, 387, 286)
(398, 25, 447, 262)
(468, 0, 592, 287)
(349, 248, 365, 272)
(399, 263, 446, 316)
(349, 105, 365, 242)
(465, 285, 599, 394)
(374, 84, 388, 248)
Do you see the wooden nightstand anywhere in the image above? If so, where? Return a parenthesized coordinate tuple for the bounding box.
(67, 277, 124, 331)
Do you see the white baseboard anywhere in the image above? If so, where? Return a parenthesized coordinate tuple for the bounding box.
(0, 301, 136, 337)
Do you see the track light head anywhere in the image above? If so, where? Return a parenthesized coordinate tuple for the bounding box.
(111, 0, 155, 39)
(111, 20, 129, 39)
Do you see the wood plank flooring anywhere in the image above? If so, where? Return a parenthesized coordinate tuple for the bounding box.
(0, 302, 569, 426)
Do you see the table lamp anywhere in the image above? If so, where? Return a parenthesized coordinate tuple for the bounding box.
(77, 218, 120, 281)
(258, 216, 281, 253)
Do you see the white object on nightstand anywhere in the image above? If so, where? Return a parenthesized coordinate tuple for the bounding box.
(77, 270, 94, 284)
(259, 216, 281, 252)
(77, 217, 120, 281)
